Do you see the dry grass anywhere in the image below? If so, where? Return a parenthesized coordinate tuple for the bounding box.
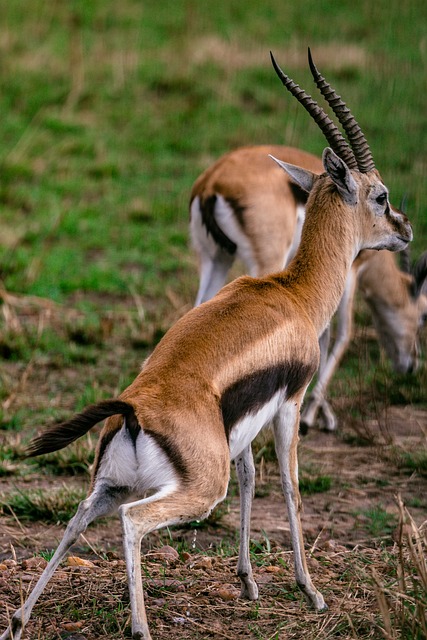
(0, 494, 426, 640)
(371, 495, 427, 640)
(187, 38, 370, 72)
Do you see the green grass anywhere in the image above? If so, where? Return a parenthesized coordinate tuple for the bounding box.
(0, 0, 426, 566)
(0, 0, 426, 306)
(357, 505, 397, 538)
(392, 449, 427, 476)
(0, 0, 425, 439)
(299, 474, 332, 495)
(1, 486, 85, 523)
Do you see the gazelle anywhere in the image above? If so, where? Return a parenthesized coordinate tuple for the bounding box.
(190, 145, 427, 431)
(1, 50, 413, 640)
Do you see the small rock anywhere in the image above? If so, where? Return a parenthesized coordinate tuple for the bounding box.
(66, 556, 96, 568)
(321, 539, 347, 553)
(22, 557, 48, 570)
(149, 545, 179, 563)
(264, 565, 282, 574)
(213, 584, 240, 601)
(307, 557, 320, 570)
(61, 622, 84, 632)
(191, 556, 213, 570)
(3, 559, 17, 568)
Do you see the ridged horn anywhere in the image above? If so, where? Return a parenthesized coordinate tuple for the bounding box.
(308, 48, 375, 173)
(270, 52, 357, 170)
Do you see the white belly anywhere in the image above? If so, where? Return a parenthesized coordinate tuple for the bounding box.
(228, 391, 283, 460)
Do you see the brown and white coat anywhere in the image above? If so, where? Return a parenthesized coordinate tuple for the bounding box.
(1, 51, 414, 640)
(190, 145, 427, 431)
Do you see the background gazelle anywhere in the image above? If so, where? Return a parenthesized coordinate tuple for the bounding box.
(190, 145, 427, 431)
(1, 50, 413, 640)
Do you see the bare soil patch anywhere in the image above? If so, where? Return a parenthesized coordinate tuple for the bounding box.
(1, 406, 426, 639)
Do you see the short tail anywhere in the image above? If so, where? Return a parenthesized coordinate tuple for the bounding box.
(26, 399, 135, 457)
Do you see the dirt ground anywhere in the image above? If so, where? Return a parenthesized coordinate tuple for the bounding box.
(1, 403, 426, 639)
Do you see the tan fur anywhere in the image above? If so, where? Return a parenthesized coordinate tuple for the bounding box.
(190, 145, 426, 428)
(357, 249, 427, 371)
(191, 145, 323, 273)
(2, 79, 414, 640)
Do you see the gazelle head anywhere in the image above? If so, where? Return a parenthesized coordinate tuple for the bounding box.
(269, 50, 413, 255)
(365, 248, 427, 373)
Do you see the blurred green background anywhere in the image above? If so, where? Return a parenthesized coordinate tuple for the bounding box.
(0, 0, 425, 305)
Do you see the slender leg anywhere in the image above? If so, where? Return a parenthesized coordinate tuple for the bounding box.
(235, 445, 258, 599)
(301, 267, 357, 432)
(273, 402, 326, 611)
(119, 485, 228, 640)
(194, 251, 235, 305)
(0, 483, 129, 640)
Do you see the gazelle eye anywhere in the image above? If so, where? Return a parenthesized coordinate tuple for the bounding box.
(376, 193, 387, 205)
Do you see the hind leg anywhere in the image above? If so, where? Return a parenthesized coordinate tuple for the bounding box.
(120, 480, 229, 640)
(0, 482, 130, 640)
(194, 251, 235, 305)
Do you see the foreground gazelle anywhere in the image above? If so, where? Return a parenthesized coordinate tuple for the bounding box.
(1, 50, 413, 640)
(190, 145, 427, 431)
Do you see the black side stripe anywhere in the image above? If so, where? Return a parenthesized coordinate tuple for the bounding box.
(199, 194, 238, 255)
(221, 362, 314, 439)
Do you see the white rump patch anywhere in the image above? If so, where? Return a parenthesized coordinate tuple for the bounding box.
(97, 423, 178, 497)
(191, 194, 258, 275)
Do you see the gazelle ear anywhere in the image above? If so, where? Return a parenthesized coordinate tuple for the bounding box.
(269, 154, 315, 193)
(322, 147, 358, 205)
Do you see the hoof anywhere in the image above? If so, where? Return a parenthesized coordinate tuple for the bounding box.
(240, 582, 259, 601)
(238, 573, 259, 600)
(299, 421, 309, 436)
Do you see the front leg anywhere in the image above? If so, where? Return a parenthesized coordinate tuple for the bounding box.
(235, 445, 258, 600)
(273, 401, 326, 611)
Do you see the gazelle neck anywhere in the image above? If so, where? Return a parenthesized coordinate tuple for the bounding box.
(274, 190, 358, 336)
